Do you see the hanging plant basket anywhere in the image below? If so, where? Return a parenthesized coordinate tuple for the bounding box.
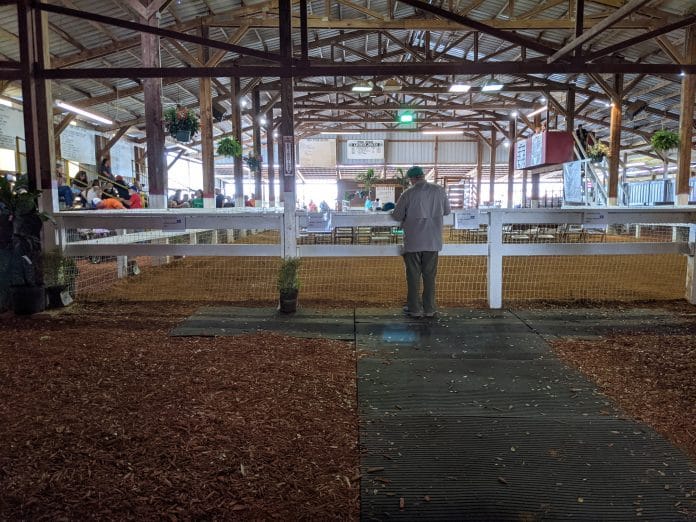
(650, 130, 680, 153)
(245, 155, 261, 172)
(217, 137, 242, 158)
(586, 142, 610, 163)
(164, 105, 199, 142)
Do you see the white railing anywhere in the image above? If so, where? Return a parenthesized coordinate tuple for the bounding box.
(55, 207, 696, 307)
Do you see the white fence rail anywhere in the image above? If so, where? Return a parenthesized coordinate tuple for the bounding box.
(55, 208, 696, 307)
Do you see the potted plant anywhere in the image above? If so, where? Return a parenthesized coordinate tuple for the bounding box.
(0, 174, 51, 314)
(216, 136, 242, 158)
(651, 129, 679, 196)
(277, 257, 300, 314)
(245, 154, 261, 173)
(164, 105, 200, 143)
(356, 167, 379, 194)
(586, 142, 610, 163)
(394, 167, 410, 188)
(42, 248, 77, 308)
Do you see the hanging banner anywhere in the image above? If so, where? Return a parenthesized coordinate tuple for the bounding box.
(299, 139, 336, 167)
(347, 139, 384, 160)
(0, 105, 25, 151)
(60, 125, 96, 165)
(109, 139, 134, 178)
(563, 160, 584, 204)
(283, 136, 294, 177)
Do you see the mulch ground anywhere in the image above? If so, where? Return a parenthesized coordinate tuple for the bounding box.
(0, 303, 359, 520)
(549, 304, 696, 463)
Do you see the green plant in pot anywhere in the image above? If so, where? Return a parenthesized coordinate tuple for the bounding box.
(277, 257, 300, 314)
(164, 105, 200, 143)
(394, 167, 410, 188)
(43, 248, 77, 308)
(356, 167, 379, 194)
(216, 136, 242, 158)
(0, 175, 51, 314)
(586, 142, 610, 163)
(245, 154, 261, 173)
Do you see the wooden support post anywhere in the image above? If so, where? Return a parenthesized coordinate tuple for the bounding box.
(279, 0, 296, 258)
(199, 24, 214, 208)
(476, 139, 483, 207)
(140, 0, 166, 208)
(230, 76, 244, 207)
(522, 170, 528, 208)
(18, 0, 54, 208)
(266, 115, 276, 207)
(607, 74, 623, 206)
(489, 128, 496, 206)
(687, 225, 696, 304)
(566, 87, 575, 132)
(507, 120, 515, 208)
(252, 88, 262, 205)
(676, 26, 696, 206)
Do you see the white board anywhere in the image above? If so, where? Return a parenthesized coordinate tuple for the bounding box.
(347, 139, 384, 160)
(562, 161, 584, 204)
(0, 105, 25, 151)
(109, 139, 134, 177)
(299, 139, 336, 167)
(60, 126, 96, 165)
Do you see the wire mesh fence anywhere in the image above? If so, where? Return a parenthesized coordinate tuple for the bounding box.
(56, 209, 695, 308)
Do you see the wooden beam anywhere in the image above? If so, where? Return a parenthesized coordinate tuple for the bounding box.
(676, 26, 696, 205)
(547, 0, 652, 63)
(199, 24, 215, 207)
(334, 0, 385, 20)
(393, 0, 559, 56)
(97, 126, 130, 158)
(586, 14, 696, 62)
(656, 35, 686, 65)
(607, 74, 622, 205)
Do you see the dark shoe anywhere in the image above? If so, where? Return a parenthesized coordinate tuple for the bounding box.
(403, 306, 422, 318)
(424, 311, 438, 318)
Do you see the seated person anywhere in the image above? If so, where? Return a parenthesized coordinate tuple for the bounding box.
(94, 197, 125, 210)
(215, 188, 225, 208)
(113, 175, 130, 199)
(56, 162, 73, 208)
(168, 189, 185, 208)
(101, 182, 119, 200)
(122, 185, 142, 209)
(86, 181, 102, 207)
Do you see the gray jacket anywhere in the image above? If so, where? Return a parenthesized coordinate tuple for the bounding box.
(392, 180, 451, 252)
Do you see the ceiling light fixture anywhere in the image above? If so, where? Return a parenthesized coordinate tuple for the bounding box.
(422, 129, 464, 135)
(510, 111, 518, 118)
(381, 78, 402, 92)
(320, 131, 361, 135)
(55, 100, 113, 125)
(448, 82, 471, 93)
(481, 77, 504, 92)
(527, 105, 548, 118)
(351, 80, 373, 92)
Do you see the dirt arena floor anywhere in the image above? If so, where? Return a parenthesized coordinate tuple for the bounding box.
(0, 303, 359, 520)
(0, 300, 693, 519)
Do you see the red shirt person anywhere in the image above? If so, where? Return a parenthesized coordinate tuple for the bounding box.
(123, 186, 142, 209)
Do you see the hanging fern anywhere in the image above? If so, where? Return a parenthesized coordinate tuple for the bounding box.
(163, 105, 199, 137)
(650, 130, 680, 152)
(216, 137, 242, 158)
(356, 167, 379, 190)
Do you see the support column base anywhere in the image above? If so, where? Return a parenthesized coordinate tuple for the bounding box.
(676, 193, 690, 206)
(608, 197, 618, 206)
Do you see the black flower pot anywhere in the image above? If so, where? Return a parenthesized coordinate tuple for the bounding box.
(175, 130, 192, 142)
(279, 289, 298, 314)
(11, 285, 46, 315)
(46, 285, 73, 309)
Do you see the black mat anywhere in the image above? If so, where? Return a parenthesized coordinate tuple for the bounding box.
(170, 306, 355, 340)
(357, 309, 696, 520)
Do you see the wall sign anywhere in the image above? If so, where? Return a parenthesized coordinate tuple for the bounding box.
(60, 125, 96, 165)
(563, 160, 583, 204)
(0, 105, 25, 151)
(109, 139, 134, 178)
(299, 139, 336, 167)
(347, 139, 384, 160)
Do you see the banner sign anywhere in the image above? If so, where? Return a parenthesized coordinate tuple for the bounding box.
(60, 125, 96, 165)
(347, 139, 384, 160)
(109, 139, 134, 178)
(0, 105, 25, 151)
(299, 139, 336, 167)
(562, 160, 584, 204)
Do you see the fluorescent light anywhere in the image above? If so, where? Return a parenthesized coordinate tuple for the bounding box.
(527, 105, 548, 117)
(626, 162, 645, 167)
(55, 100, 113, 125)
(422, 129, 464, 135)
(0, 99, 12, 107)
(351, 81, 373, 92)
(481, 78, 503, 92)
(510, 111, 518, 118)
(448, 83, 471, 93)
(320, 131, 361, 135)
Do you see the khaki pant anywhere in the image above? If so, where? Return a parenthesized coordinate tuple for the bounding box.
(403, 251, 439, 315)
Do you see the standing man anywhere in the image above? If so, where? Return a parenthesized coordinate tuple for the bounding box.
(392, 166, 451, 318)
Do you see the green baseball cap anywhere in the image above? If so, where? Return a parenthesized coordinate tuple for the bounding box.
(406, 166, 424, 178)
